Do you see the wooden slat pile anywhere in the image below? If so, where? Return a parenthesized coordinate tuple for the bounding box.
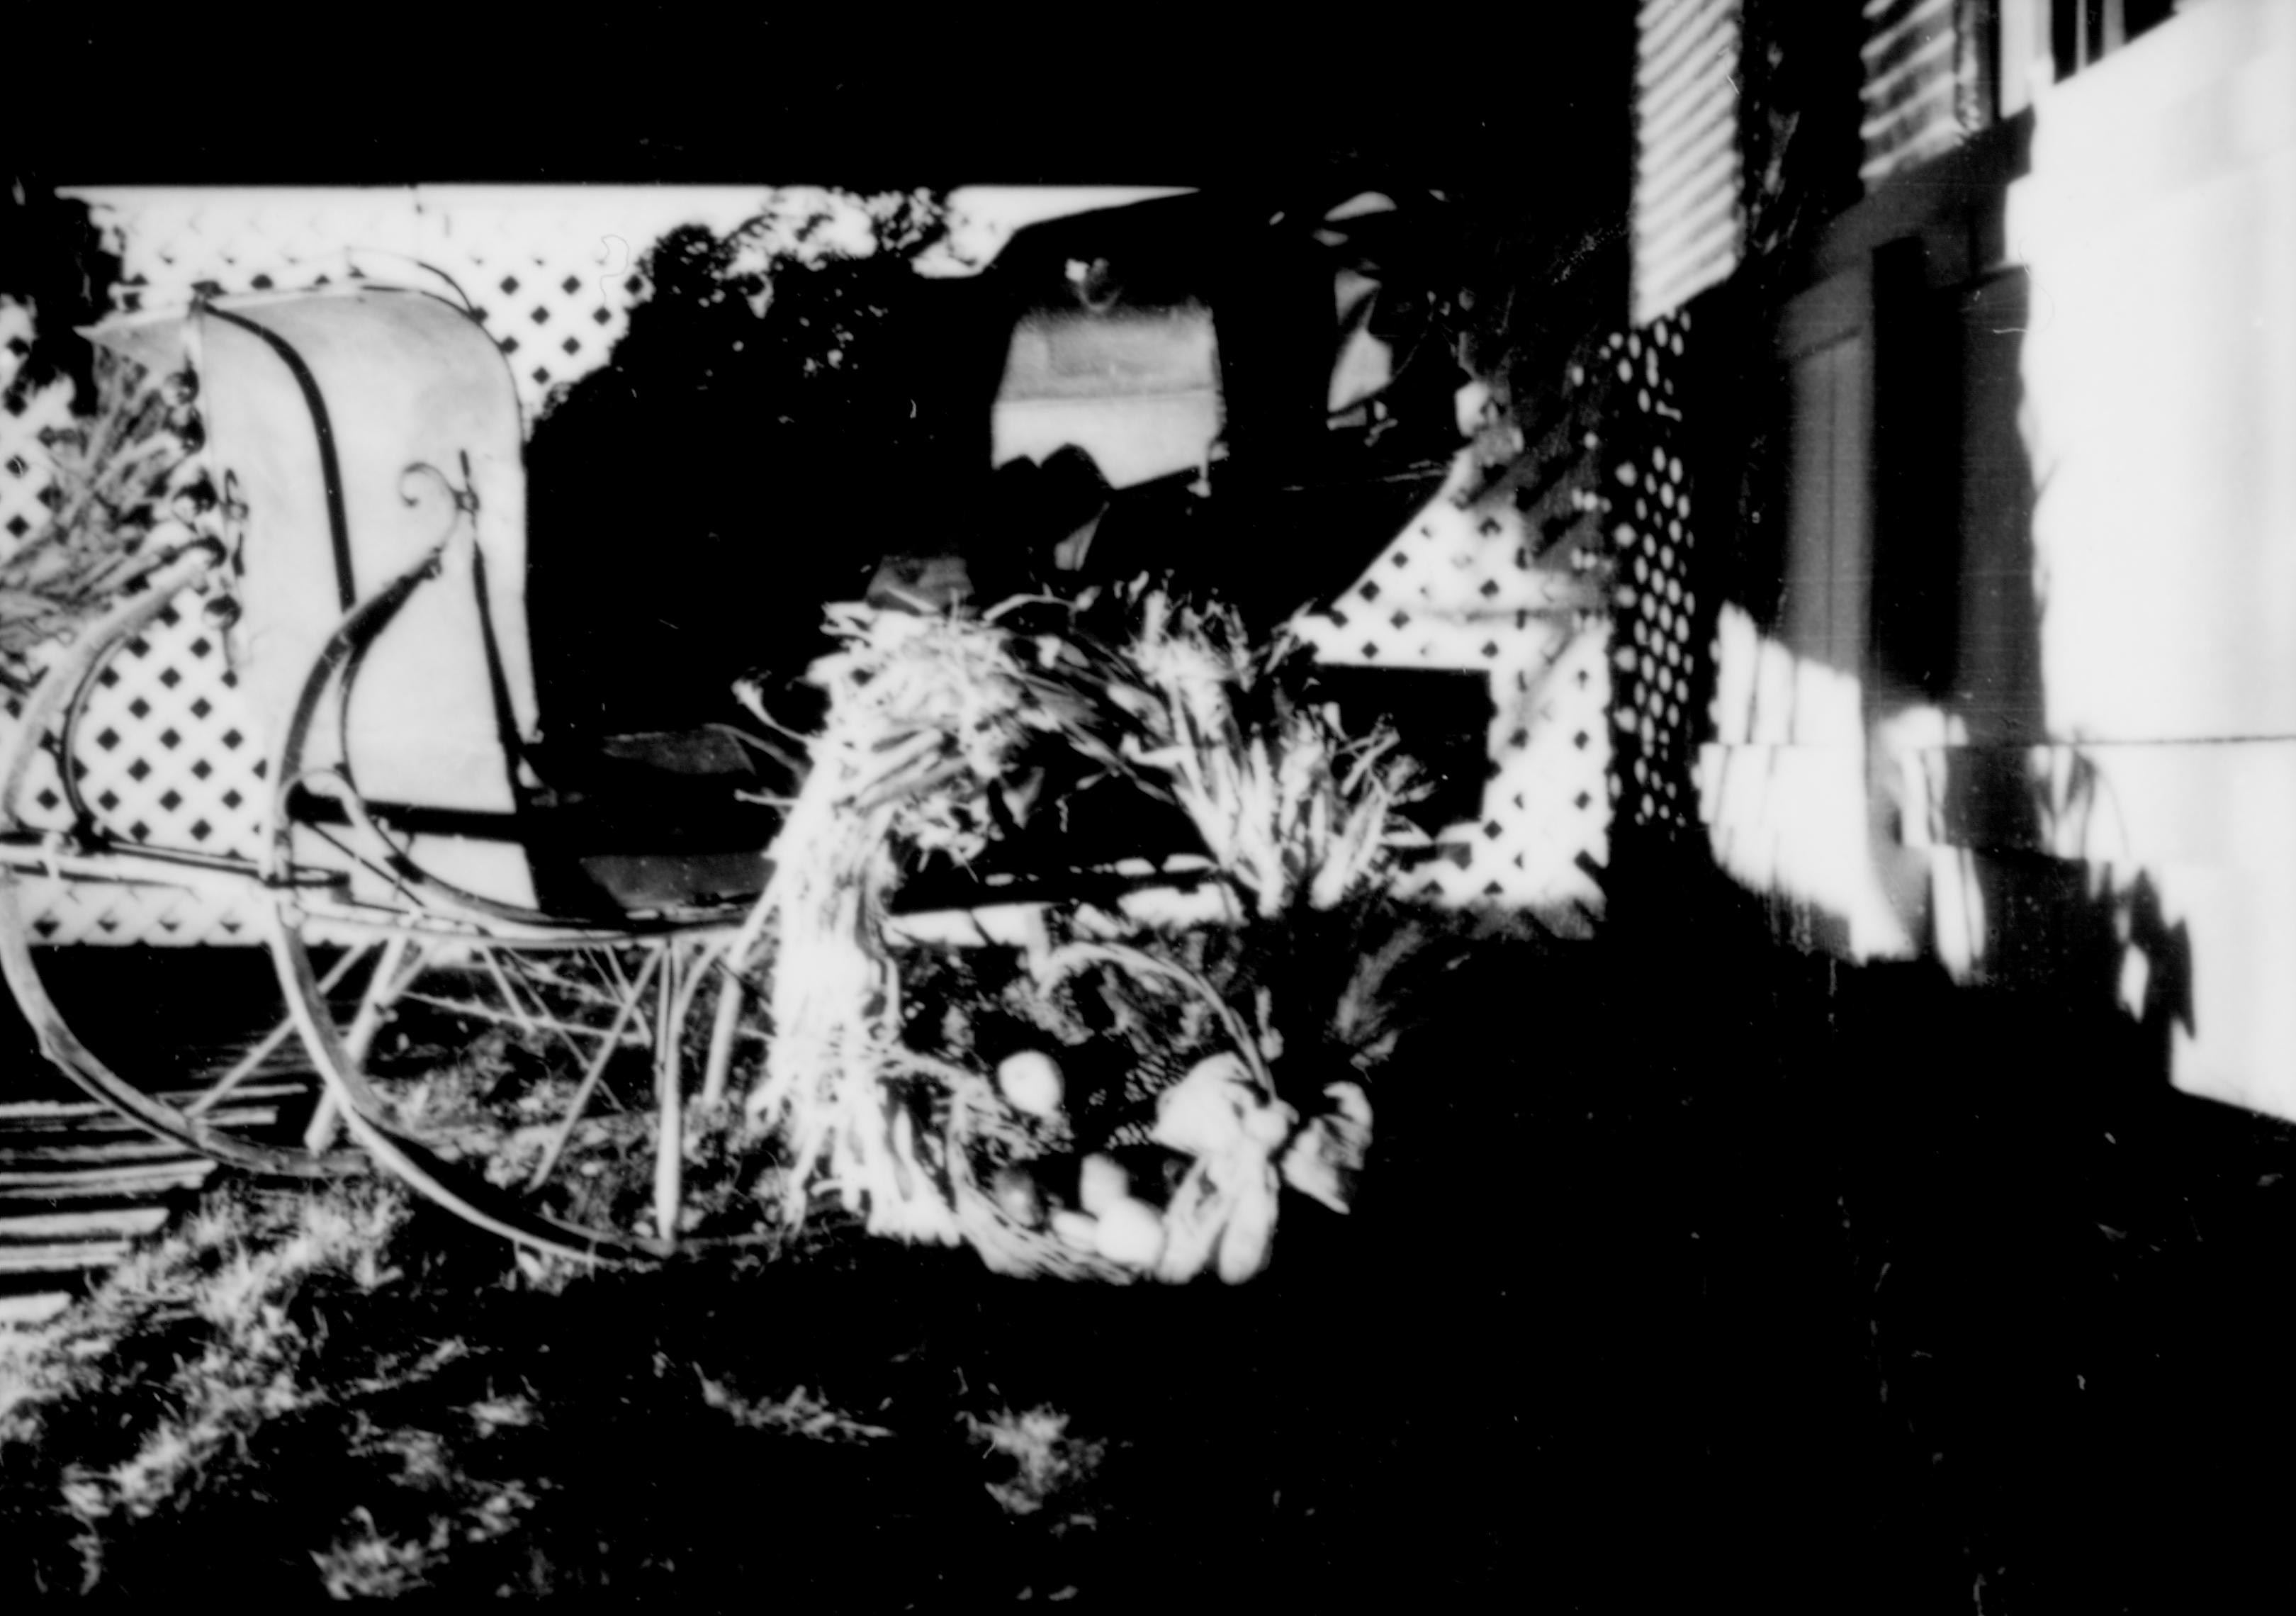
(0, 1084, 295, 1329)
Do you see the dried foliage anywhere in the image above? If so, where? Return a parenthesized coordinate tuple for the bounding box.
(0, 347, 208, 687)
(726, 588, 1430, 1279)
(964, 1403, 1108, 1527)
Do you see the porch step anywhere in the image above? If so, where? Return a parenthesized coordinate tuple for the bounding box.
(0, 1092, 229, 1332)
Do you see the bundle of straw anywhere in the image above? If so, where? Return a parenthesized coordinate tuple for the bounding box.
(732, 603, 1104, 1242)
(1, 350, 206, 685)
(1118, 594, 1428, 918)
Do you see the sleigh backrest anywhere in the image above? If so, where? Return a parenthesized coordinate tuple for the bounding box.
(91, 288, 539, 807)
(88, 286, 542, 902)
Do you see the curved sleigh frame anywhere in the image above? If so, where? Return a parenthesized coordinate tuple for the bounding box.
(0, 286, 782, 1263)
(1, 181, 1437, 1274)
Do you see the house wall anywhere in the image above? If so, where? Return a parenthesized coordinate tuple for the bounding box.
(1664, 0, 2296, 1120)
(2006, 0, 2296, 1116)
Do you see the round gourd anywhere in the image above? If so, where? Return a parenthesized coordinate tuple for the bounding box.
(996, 1050, 1065, 1118)
(991, 1164, 1046, 1229)
(1050, 1208, 1100, 1252)
(1078, 1152, 1130, 1216)
(1152, 1053, 1251, 1156)
(1093, 1196, 1166, 1268)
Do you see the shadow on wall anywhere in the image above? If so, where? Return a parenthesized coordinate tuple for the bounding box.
(1694, 476, 2198, 1104)
(1682, 1, 2296, 1121)
(2005, 0, 2296, 1121)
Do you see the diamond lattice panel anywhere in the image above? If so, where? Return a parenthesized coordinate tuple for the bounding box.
(1312, 458, 1601, 661)
(1299, 342, 1621, 919)
(1397, 619, 1612, 915)
(1601, 316, 1707, 848)
(67, 605, 262, 859)
(1, 327, 76, 566)
(91, 187, 425, 313)
(6, 602, 259, 946)
(412, 187, 771, 425)
(1, 338, 255, 943)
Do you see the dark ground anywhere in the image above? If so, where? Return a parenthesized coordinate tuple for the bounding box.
(1524, 861, 2296, 1614)
(6, 862, 2294, 1610)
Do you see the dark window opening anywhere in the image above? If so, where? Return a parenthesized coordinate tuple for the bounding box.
(2052, 0, 2178, 81)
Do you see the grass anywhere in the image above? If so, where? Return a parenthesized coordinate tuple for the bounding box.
(0, 891, 1536, 1605)
(0, 1144, 1483, 1606)
(2, 1173, 991, 1600)
(20, 872, 2292, 1612)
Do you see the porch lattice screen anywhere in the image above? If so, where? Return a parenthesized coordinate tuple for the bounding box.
(1600, 312, 1706, 851)
(1, 189, 770, 942)
(1, 187, 1667, 942)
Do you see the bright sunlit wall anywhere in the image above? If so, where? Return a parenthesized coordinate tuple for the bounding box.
(2010, 0, 2296, 1118)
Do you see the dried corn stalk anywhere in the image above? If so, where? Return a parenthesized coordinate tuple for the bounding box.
(1, 349, 208, 684)
(1120, 594, 1428, 918)
(733, 604, 1088, 1239)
